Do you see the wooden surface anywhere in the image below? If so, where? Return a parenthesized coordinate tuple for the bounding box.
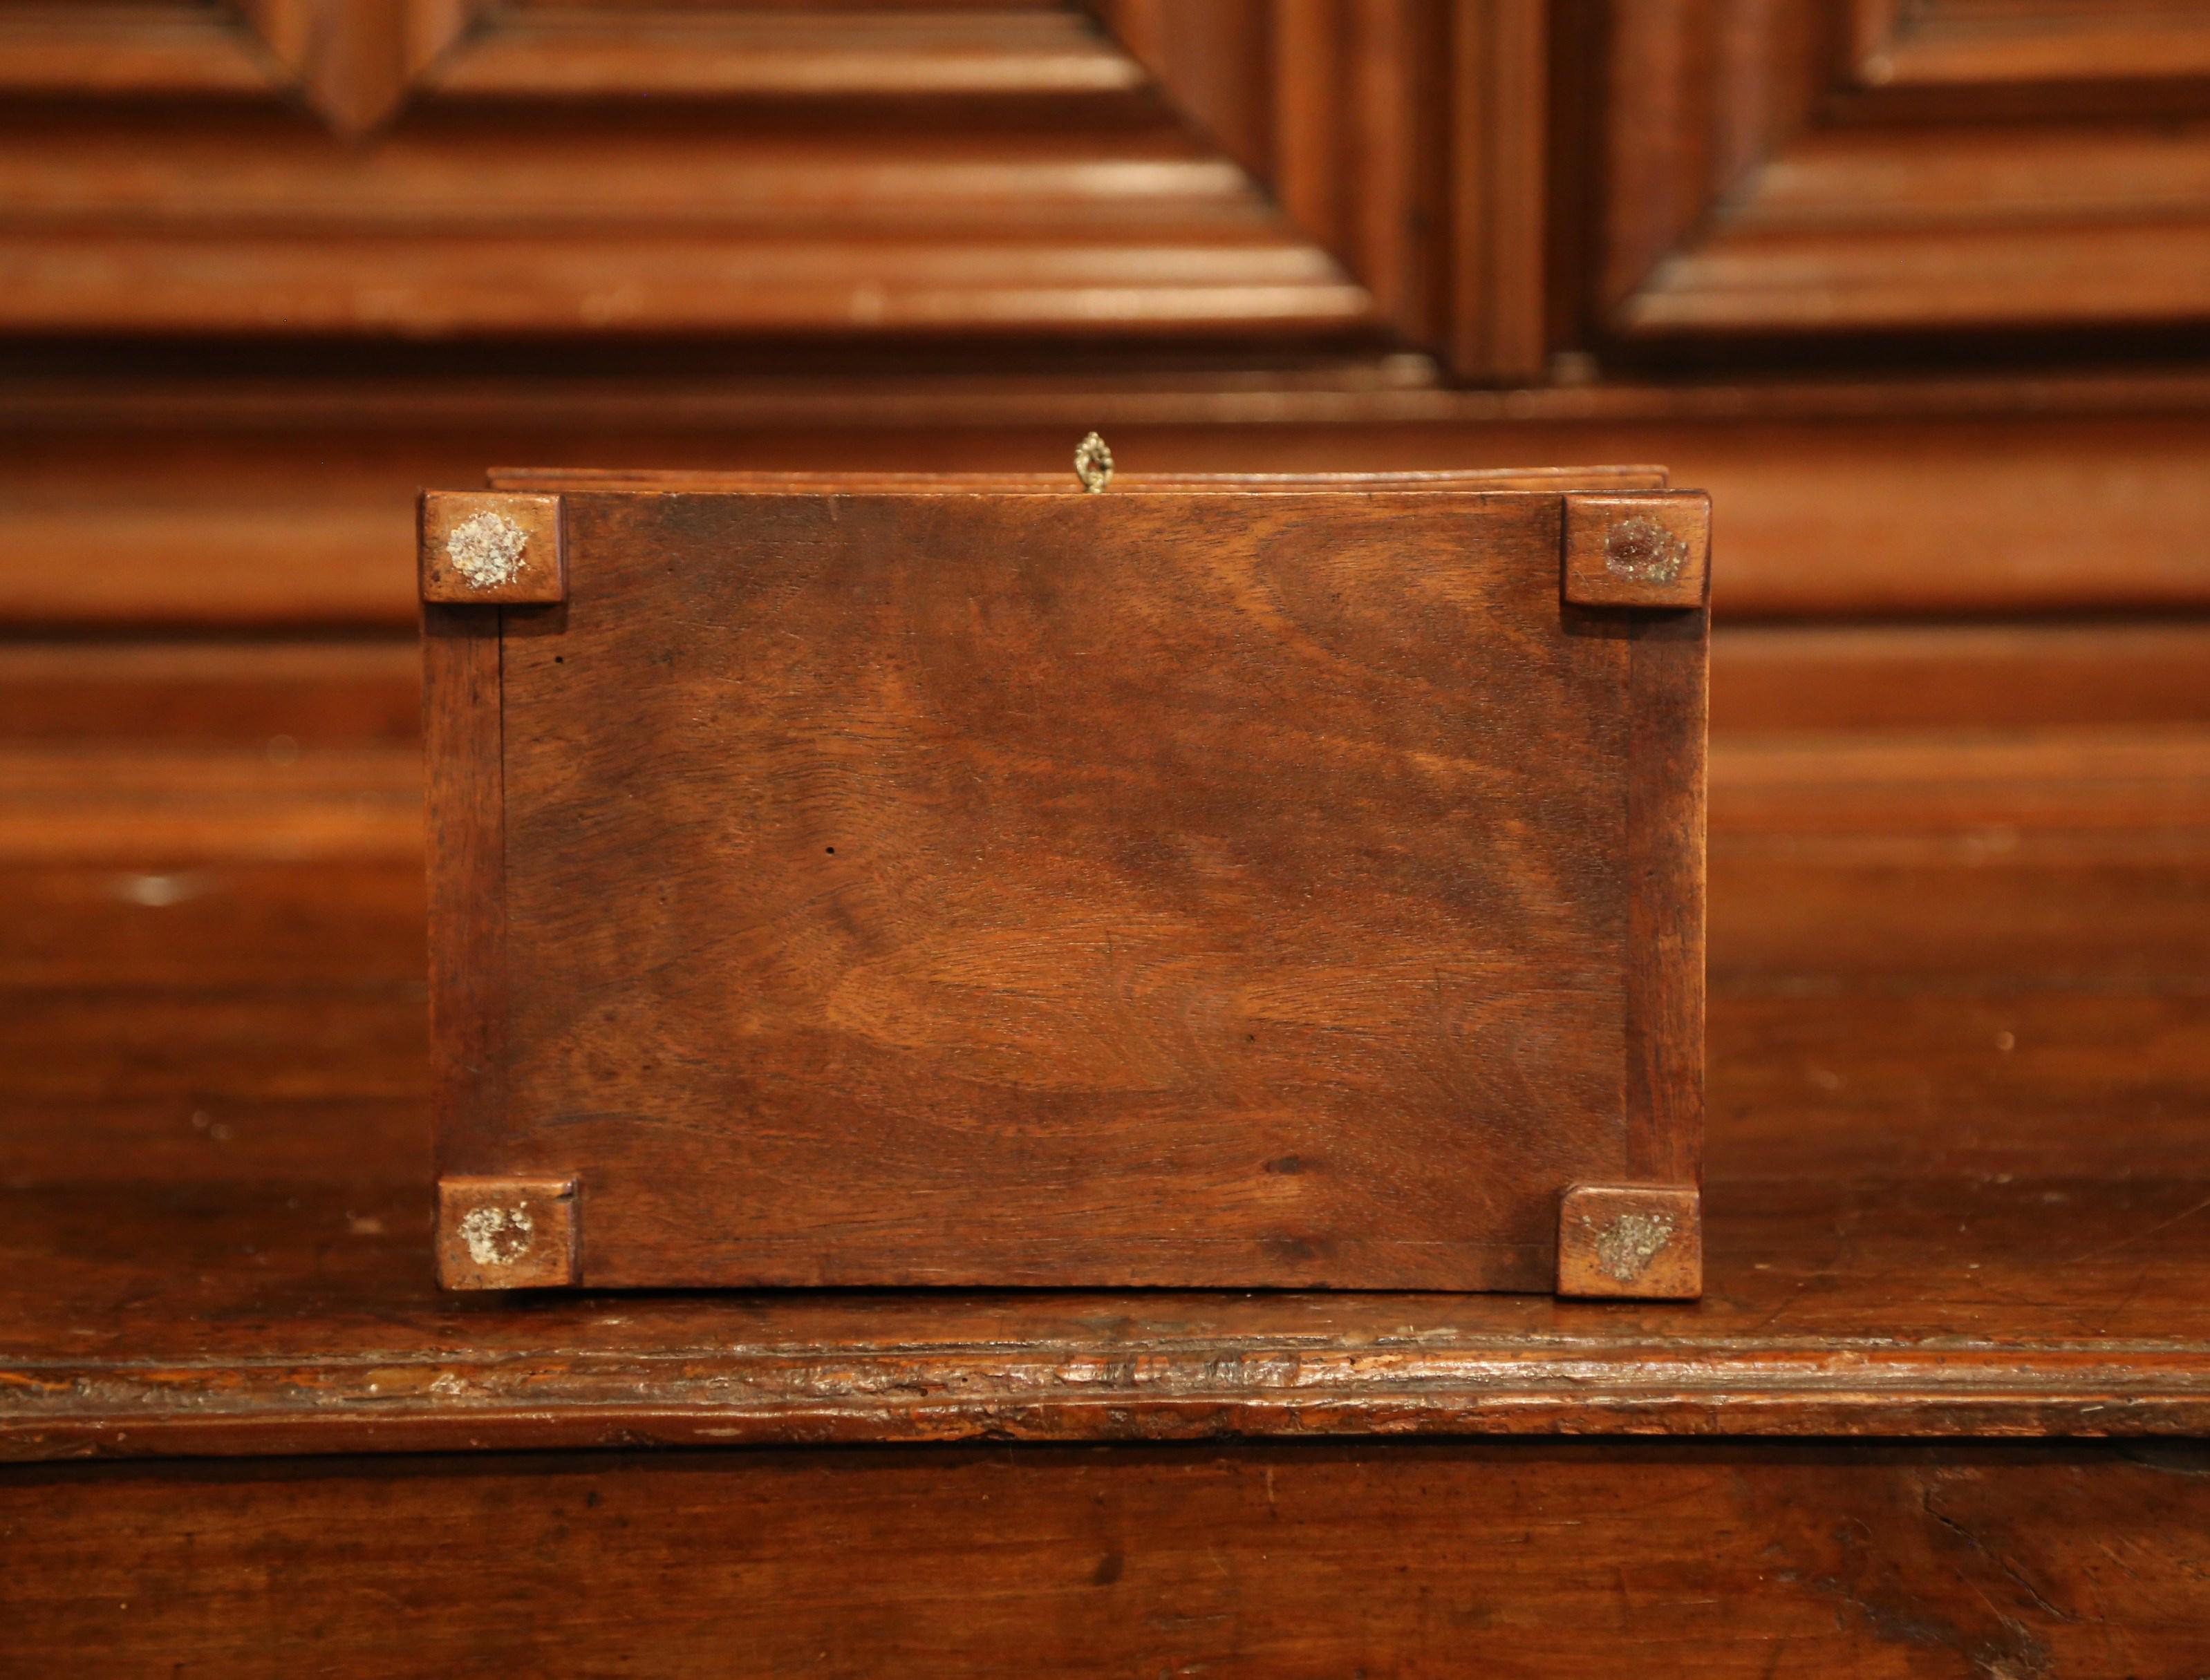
(9, 5, 2209, 1661)
(9, 0, 2209, 650)
(12, 373, 2210, 625)
(14, 1, 2206, 357)
(11, 1441, 2210, 1676)
(0, 4, 1376, 339)
(464, 485, 1698, 1290)
(4, 625, 2206, 1456)
(0, 0, 1519, 375)
(1585, 0, 2210, 338)
(10, 0, 2210, 634)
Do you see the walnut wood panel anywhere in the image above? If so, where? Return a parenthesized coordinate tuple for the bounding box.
(0, 4, 1375, 339)
(423, 603, 506, 1189)
(1094, 0, 1548, 377)
(479, 487, 1677, 1289)
(0, 744, 421, 864)
(0, 2, 1556, 371)
(0, 1, 476, 134)
(1100, 1, 1448, 359)
(433, 5, 1143, 95)
(1710, 621, 2210, 733)
(3, 676, 2207, 1453)
(17, 618, 2209, 751)
(10, 1442, 2210, 1675)
(1850, 0, 2210, 88)
(1590, 0, 2210, 337)
(0, 639, 422, 743)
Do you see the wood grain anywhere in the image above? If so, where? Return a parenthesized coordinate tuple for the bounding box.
(1591, 0, 2210, 337)
(431, 8, 1143, 97)
(1624, 605, 1705, 1185)
(10, 1442, 2210, 1676)
(485, 487, 1676, 1290)
(0, 639, 422, 744)
(1849, 0, 2210, 88)
(1710, 621, 2210, 734)
(5, 643, 2207, 1457)
(0, 8, 1374, 339)
(422, 603, 505, 1180)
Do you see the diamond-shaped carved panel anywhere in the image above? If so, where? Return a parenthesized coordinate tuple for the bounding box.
(0, 1, 1542, 369)
(0, 1, 1381, 339)
(1594, 0, 2210, 339)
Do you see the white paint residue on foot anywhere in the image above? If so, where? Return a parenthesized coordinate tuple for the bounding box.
(458, 1202, 534, 1266)
(1594, 1213, 1674, 1283)
(447, 510, 530, 588)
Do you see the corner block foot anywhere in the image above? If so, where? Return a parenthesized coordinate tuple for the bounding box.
(437, 1175, 580, 1290)
(1557, 1182, 1702, 1299)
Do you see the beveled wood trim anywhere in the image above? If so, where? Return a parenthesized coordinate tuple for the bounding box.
(241, 0, 483, 135)
(1850, 0, 2210, 88)
(1622, 604, 1705, 1185)
(1094, 0, 1547, 376)
(484, 464, 1671, 493)
(429, 8, 1145, 97)
(0, 234, 1371, 338)
(0, 1, 481, 133)
(27, 364, 2210, 431)
(0, 6, 1373, 339)
(1594, 0, 2210, 337)
(0, 5, 279, 95)
(12, 1331, 2210, 1460)
(422, 601, 505, 1178)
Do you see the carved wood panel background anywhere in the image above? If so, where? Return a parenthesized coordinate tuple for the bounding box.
(1, 0, 2207, 625)
(0, 1, 1560, 361)
(1586, 0, 2210, 339)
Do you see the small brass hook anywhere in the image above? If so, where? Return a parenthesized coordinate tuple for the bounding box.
(1074, 431, 1114, 493)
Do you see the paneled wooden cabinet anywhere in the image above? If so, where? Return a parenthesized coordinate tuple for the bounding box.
(0, 1, 1460, 348)
(1584, 0, 2210, 340)
(6, 8, 2210, 1674)
(6, 1, 2209, 626)
(7, 2, 2205, 359)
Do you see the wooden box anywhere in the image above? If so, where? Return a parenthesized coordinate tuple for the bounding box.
(422, 464, 1708, 1298)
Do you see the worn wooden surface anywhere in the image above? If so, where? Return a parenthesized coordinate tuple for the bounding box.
(3, 627, 2206, 1455)
(10, 1440, 2210, 1677)
(467, 485, 1698, 1290)
(9, 5, 2208, 1656)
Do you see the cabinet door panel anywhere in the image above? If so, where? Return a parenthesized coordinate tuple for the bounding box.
(0, 2, 1372, 339)
(1593, 0, 2210, 338)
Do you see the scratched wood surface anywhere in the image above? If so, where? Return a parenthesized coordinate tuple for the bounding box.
(3, 628, 2207, 1455)
(9, 1441, 2210, 1677)
(479, 487, 1686, 1290)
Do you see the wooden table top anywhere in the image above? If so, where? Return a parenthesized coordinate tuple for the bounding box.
(4, 653, 2207, 1459)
